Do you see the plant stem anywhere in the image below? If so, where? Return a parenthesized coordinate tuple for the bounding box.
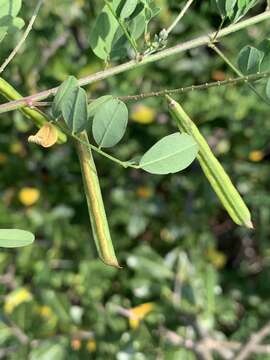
(0, 0, 44, 74)
(209, 43, 270, 105)
(0, 10, 269, 113)
(73, 134, 139, 169)
(118, 71, 270, 101)
(30, 72, 270, 103)
(166, 0, 195, 35)
(104, 0, 139, 55)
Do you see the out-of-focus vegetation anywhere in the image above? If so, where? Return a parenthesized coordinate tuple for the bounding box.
(0, 0, 270, 359)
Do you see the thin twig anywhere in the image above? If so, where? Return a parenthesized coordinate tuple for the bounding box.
(31, 71, 270, 106)
(0, 0, 44, 74)
(0, 346, 18, 359)
(0, 10, 269, 114)
(167, 0, 195, 35)
(118, 71, 270, 101)
(235, 321, 270, 360)
(162, 327, 270, 360)
(29, 67, 270, 106)
(7, 320, 29, 345)
(55, 122, 139, 169)
(3, 70, 270, 116)
(209, 42, 270, 106)
(39, 32, 70, 69)
(72, 133, 139, 169)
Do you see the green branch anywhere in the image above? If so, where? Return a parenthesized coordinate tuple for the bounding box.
(73, 134, 139, 169)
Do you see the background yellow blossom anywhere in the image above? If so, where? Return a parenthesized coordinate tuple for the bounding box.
(18, 187, 40, 206)
(4, 288, 32, 314)
(130, 105, 156, 124)
(129, 303, 154, 329)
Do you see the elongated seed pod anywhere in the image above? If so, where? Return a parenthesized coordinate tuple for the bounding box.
(75, 131, 120, 268)
(0, 77, 66, 144)
(166, 95, 253, 229)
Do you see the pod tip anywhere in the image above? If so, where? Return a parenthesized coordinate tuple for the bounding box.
(246, 220, 254, 229)
(102, 257, 123, 269)
(166, 95, 175, 106)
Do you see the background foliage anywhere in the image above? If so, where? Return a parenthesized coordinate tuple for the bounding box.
(0, 0, 270, 358)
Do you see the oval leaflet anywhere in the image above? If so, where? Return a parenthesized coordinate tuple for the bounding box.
(0, 229, 35, 248)
(139, 132, 199, 175)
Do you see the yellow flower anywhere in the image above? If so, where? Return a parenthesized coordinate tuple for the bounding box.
(4, 288, 32, 314)
(36, 305, 57, 328)
(18, 187, 40, 206)
(71, 338, 81, 351)
(0, 153, 8, 165)
(38, 306, 53, 318)
(28, 124, 58, 148)
(129, 303, 154, 329)
(136, 186, 152, 199)
(206, 248, 227, 269)
(86, 339, 97, 352)
(131, 105, 156, 124)
(249, 150, 264, 162)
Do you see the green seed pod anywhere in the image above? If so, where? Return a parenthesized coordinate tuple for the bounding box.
(166, 95, 253, 229)
(75, 131, 121, 268)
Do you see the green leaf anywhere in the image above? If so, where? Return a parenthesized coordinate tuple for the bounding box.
(88, 95, 113, 118)
(213, 0, 258, 22)
(230, 0, 258, 22)
(144, 1, 160, 22)
(62, 87, 88, 134)
(139, 133, 198, 175)
(0, 0, 22, 18)
(127, 245, 173, 280)
(52, 76, 79, 118)
(0, 15, 24, 43)
(258, 39, 270, 72)
(129, 12, 146, 40)
(119, 0, 138, 19)
(226, 0, 237, 16)
(0, 229, 35, 248)
(92, 98, 128, 148)
(266, 79, 270, 99)
(8, 16, 24, 32)
(164, 349, 196, 360)
(238, 46, 264, 75)
(109, 28, 128, 60)
(41, 290, 71, 324)
(89, 4, 120, 61)
(29, 342, 66, 360)
(211, 0, 226, 18)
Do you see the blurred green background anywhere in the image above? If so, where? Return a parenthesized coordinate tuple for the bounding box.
(0, 0, 270, 359)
